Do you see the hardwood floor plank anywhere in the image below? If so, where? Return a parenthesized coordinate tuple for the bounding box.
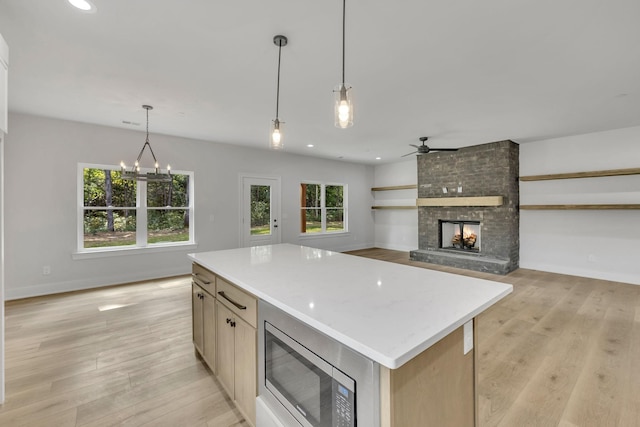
(77, 377, 231, 427)
(619, 306, 640, 425)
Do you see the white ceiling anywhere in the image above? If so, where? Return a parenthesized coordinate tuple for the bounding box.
(1, 0, 639, 164)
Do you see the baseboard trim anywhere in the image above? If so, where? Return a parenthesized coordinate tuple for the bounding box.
(5, 266, 190, 300)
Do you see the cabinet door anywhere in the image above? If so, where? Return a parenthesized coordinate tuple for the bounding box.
(202, 291, 216, 371)
(216, 301, 235, 397)
(234, 317, 257, 426)
(192, 284, 204, 355)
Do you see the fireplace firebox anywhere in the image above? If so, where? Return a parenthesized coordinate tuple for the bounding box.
(440, 220, 481, 252)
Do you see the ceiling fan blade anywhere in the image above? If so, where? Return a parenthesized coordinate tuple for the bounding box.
(430, 148, 459, 152)
(401, 151, 418, 157)
(409, 144, 419, 149)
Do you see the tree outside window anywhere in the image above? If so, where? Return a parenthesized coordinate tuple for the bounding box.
(81, 166, 193, 250)
(300, 183, 346, 234)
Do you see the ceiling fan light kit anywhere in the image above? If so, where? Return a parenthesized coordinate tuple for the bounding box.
(270, 35, 288, 150)
(120, 105, 172, 183)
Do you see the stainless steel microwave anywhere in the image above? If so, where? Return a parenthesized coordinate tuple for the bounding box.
(258, 300, 380, 427)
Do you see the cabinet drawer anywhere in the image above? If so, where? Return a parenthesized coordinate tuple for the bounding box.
(217, 278, 257, 328)
(192, 263, 216, 295)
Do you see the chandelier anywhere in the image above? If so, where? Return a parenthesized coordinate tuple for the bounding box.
(120, 105, 172, 182)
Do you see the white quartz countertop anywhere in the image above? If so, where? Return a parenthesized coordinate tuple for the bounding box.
(188, 244, 512, 369)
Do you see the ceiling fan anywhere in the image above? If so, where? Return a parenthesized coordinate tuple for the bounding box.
(402, 137, 459, 157)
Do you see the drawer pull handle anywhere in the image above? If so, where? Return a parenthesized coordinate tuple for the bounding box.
(193, 273, 211, 285)
(218, 291, 247, 310)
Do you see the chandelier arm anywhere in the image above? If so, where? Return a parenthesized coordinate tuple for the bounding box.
(143, 141, 159, 165)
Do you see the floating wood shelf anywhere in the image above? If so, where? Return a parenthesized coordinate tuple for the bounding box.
(371, 184, 418, 191)
(520, 204, 640, 210)
(416, 196, 503, 207)
(371, 206, 417, 210)
(519, 167, 640, 181)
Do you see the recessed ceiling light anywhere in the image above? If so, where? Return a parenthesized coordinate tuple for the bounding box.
(375, 157, 381, 160)
(68, 0, 97, 12)
(307, 144, 314, 148)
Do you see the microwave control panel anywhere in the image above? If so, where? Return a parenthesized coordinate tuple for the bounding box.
(333, 382, 355, 427)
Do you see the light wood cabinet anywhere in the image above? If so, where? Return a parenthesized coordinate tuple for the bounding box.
(192, 264, 217, 372)
(380, 322, 477, 426)
(216, 294, 257, 426)
(232, 312, 257, 424)
(216, 301, 235, 395)
(192, 284, 204, 355)
(192, 262, 257, 427)
(192, 283, 216, 371)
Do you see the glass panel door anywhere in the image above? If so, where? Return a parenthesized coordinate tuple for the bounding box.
(242, 176, 281, 247)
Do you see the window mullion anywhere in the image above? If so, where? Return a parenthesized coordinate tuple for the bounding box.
(321, 184, 326, 233)
(137, 180, 147, 246)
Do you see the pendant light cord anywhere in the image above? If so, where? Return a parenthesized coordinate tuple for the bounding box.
(342, 0, 346, 85)
(145, 106, 150, 142)
(275, 39, 283, 120)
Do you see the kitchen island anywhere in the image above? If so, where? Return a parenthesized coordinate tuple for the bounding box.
(188, 244, 513, 426)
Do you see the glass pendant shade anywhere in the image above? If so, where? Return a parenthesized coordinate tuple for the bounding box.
(270, 118, 283, 150)
(334, 83, 353, 129)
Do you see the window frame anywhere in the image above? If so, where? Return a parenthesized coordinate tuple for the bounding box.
(299, 181, 348, 236)
(76, 163, 195, 256)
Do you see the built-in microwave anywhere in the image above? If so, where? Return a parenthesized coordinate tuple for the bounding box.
(265, 322, 355, 426)
(258, 300, 380, 427)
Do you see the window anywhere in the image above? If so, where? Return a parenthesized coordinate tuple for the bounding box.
(300, 183, 346, 234)
(79, 164, 194, 251)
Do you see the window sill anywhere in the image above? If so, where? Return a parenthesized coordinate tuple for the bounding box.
(298, 232, 351, 240)
(72, 242, 198, 260)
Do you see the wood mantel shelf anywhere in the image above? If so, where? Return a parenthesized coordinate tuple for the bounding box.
(416, 196, 503, 207)
(520, 204, 640, 210)
(519, 167, 640, 181)
(371, 184, 417, 191)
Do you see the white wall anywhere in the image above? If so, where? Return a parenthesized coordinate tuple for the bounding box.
(4, 113, 375, 299)
(519, 126, 640, 285)
(372, 159, 418, 251)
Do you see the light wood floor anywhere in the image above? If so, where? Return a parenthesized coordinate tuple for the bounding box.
(1, 249, 639, 426)
(347, 248, 640, 427)
(1, 276, 248, 427)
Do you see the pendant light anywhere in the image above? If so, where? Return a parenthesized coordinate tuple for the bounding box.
(120, 105, 172, 182)
(270, 35, 288, 150)
(334, 0, 353, 128)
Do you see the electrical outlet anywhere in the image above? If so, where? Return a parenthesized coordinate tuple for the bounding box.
(42, 265, 51, 275)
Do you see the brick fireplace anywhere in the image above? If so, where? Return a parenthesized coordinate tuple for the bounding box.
(410, 140, 519, 274)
